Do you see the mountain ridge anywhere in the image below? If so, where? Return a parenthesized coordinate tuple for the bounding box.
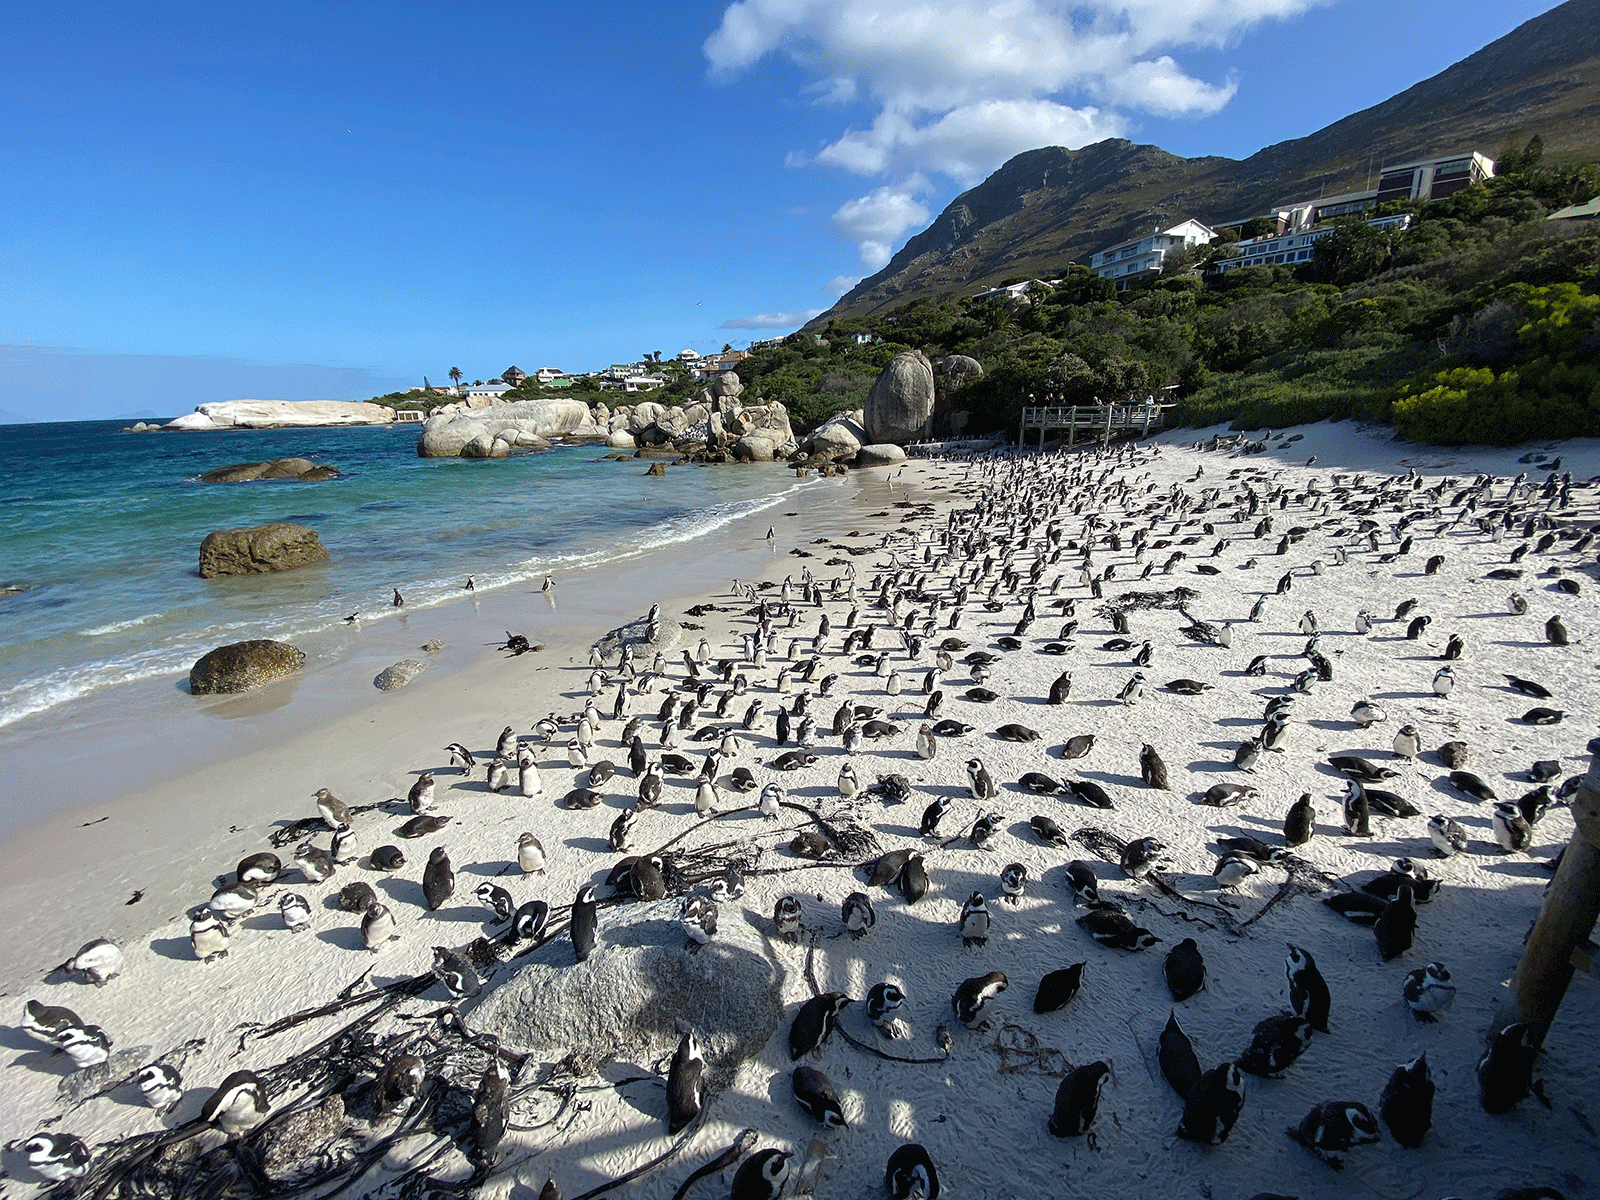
(811, 0, 1600, 326)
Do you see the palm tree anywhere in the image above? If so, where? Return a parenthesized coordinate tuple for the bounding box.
(448, 367, 463, 393)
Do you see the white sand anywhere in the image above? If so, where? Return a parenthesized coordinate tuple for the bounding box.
(3, 424, 1596, 1200)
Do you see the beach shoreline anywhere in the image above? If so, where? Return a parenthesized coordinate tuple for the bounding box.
(3, 425, 1595, 1200)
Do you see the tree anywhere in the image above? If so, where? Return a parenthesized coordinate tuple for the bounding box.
(1240, 216, 1278, 240)
(448, 366, 462, 391)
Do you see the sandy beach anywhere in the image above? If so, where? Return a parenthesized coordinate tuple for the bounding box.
(4, 425, 1597, 1200)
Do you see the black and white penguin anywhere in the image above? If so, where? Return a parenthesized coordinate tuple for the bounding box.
(279, 892, 313, 933)
(236, 851, 282, 884)
(1373, 883, 1417, 961)
(470, 1044, 511, 1163)
(1076, 908, 1159, 951)
(1341, 779, 1371, 837)
(431, 946, 482, 1000)
(842, 891, 876, 939)
(965, 757, 997, 800)
(920, 796, 952, 837)
(968, 811, 1000, 849)
(1238, 1014, 1313, 1077)
(790, 992, 852, 1059)
(958, 892, 991, 947)
(866, 982, 906, 1037)
(475, 883, 514, 924)
(1427, 813, 1469, 856)
(772, 895, 802, 942)
(408, 772, 436, 815)
(1493, 801, 1534, 853)
(1478, 1021, 1539, 1113)
(1286, 1100, 1381, 1169)
(900, 853, 930, 904)
(1158, 1010, 1202, 1100)
(998, 861, 1028, 904)
(666, 1029, 705, 1133)
(56, 1021, 112, 1069)
(679, 895, 719, 946)
(1120, 836, 1166, 878)
(22, 999, 82, 1046)
(512, 899, 551, 943)
(731, 1149, 793, 1200)
(361, 902, 397, 951)
(884, 1143, 940, 1199)
(137, 1062, 184, 1114)
(1034, 962, 1085, 1014)
(1062, 859, 1100, 906)
(517, 832, 546, 874)
(1392, 724, 1421, 759)
(1164, 937, 1206, 1001)
(190, 910, 230, 961)
(23, 1133, 91, 1183)
(1285, 944, 1331, 1033)
(1048, 1060, 1110, 1137)
(570, 885, 598, 962)
(1139, 743, 1169, 789)
(422, 846, 455, 911)
(200, 1069, 270, 1135)
(1177, 1062, 1247, 1145)
(951, 971, 1008, 1028)
(1379, 1053, 1433, 1148)
(792, 1063, 847, 1127)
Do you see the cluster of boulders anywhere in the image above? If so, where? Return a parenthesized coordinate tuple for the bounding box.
(198, 458, 339, 484)
(415, 349, 982, 467)
(164, 401, 393, 430)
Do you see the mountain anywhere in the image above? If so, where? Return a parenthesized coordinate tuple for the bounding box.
(814, 0, 1600, 325)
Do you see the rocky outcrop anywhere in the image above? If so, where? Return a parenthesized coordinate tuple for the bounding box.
(800, 410, 866, 459)
(164, 401, 393, 430)
(865, 351, 935, 444)
(198, 523, 329, 578)
(417, 400, 601, 457)
(198, 458, 339, 484)
(190, 640, 306, 694)
(856, 443, 909, 467)
(935, 354, 984, 390)
(374, 660, 428, 691)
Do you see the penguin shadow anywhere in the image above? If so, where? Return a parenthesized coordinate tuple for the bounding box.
(876, 822, 925, 840)
(1080, 768, 1143, 789)
(239, 912, 285, 934)
(1491, 638, 1554, 649)
(375, 876, 425, 908)
(1371, 689, 1434, 701)
(0, 1025, 51, 1057)
(315, 924, 368, 953)
(425, 904, 501, 928)
(1483, 857, 1556, 879)
(462, 860, 516, 878)
(1078, 698, 1122, 709)
(603, 1060, 667, 1121)
(563, 836, 613, 855)
(1306, 718, 1355, 731)
(1355, 839, 1417, 858)
(1185, 751, 1239, 773)
(150, 935, 196, 963)
(1213, 716, 1260, 728)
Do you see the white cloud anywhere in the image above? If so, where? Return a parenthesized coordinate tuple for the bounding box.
(824, 274, 861, 298)
(707, 0, 1321, 268)
(721, 309, 825, 329)
(830, 184, 930, 260)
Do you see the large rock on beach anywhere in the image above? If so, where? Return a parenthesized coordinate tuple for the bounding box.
(198, 523, 329, 578)
(855, 443, 908, 467)
(594, 613, 682, 660)
(374, 660, 428, 691)
(470, 934, 781, 1091)
(198, 458, 338, 484)
(801, 411, 866, 459)
(189, 640, 306, 694)
(865, 350, 935, 444)
(165, 400, 393, 430)
(417, 400, 600, 457)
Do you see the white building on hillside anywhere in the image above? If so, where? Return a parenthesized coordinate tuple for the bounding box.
(1211, 212, 1412, 274)
(464, 382, 515, 402)
(533, 367, 566, 384)
(1089, 220, 1215, 285)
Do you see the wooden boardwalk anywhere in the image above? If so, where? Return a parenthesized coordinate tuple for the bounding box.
(1018, 402, 1173, 449)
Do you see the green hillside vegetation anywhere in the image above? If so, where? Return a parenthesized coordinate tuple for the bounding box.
(737, 146, 1600, 447)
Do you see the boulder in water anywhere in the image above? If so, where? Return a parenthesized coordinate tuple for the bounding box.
(198, 458, 339, 484)
(198, 522, 329, 578)
(190, 640, 306, 694)
(374, 660, 428, 691)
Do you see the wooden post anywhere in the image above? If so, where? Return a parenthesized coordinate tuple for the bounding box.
(1493, 756, 1600, 1048)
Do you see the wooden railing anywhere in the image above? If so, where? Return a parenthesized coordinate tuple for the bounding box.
(1018, 403, 1173, 447)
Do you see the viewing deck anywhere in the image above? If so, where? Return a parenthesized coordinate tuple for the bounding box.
(1019, 402, 1174, 448)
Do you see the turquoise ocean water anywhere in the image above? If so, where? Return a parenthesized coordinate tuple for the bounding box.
(0, 420, 807, 732)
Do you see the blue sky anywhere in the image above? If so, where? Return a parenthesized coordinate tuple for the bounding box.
(0, 0, 1564, 420)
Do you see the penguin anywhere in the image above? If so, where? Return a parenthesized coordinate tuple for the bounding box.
(966, 757, 997, 800)
(790, 992, 852, 1059)
(866, 982, 906, 1037)
(1177, 1062, 1247, 1146)
(22, 999, 83, 1046)
(1213, 852, 1259, 889)
(968, 811, 1000, 849)
(900, 852, 930, 904)
(61, 938, 123, 985)
(56, 1022, 113, 1069)
(1284, 793, 1315, 846)
(353, 899, 395, 952)
(570, 885, 598, 962)
(1373, 883, 1417, 961)
(1342, 779, 1371, 837)
(208, 880, 261, 921)
(470, 1045, 511, 1163)
(431, 945, 482, 1000)
(1077, 907, 1159, 951)
(236, 851, 282, 884)
(731, 1149, 793, 1200)
(512, 899, 551, 943)
(999, 861, 1028, 904)
(1493, 801, 1534, 853)
(1048, 1060, 1111, 1137)
(1285, 944, 1331, 1032)
(958, 892, 991, 947)
(759, 782, 784, 820)
(1392, 724, 1421, 759)
(1478, 1021, 1539, 1113)
(951, 971, 1008, 1028)
(137, 1062, 184, 1114)
(1063, 860, 1101, 906)
(279, 892, 313, 932)
(772, 895, 802, 942)
(1139, 743, 1170, 789)
(1432, 665, 1455, 696)
(1286, 1100, 1381, 1169)
(1033, 962, 1085, 1014)
(1350, 699, 1386, 728)
(1239, 1013, 1313, 1077)
(22, 1133, 91, 1183)
(884, 1143, 940, 1200)
(1163, 937, 1206, 1001)
(1427, 813, 1469, 856)
(679, 895, 718, 945)
(1120, 836, 1166, 878)
(422, 847, 455, 911)
(475, 882, 515, 923)
(331, 825, 360, 865)
(839, 762, 862, 796)
(190, 911, 230, 962)
(517, 832, 546, 874)
(314, 787, 354, 830)
(408, 772, 436, 814)
(665, 1029, 705, 1133)
(373, 1053, 425, 1122)
(1379, 1053, 1433, 1149)
(201, 1069, 271, 1135)
(1234, 738, 1261, 771)
(842, 891, 876, 939)
(294, 842, 335, 883)
(792, 1063, 847, 1127)
(1546, 614, 1569, 645)
(1158, 1009, 1202, 1099)
(1401, 962, 1455, 1022)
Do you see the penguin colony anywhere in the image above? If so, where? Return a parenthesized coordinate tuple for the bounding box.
(10, 435, 1595, 1199)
